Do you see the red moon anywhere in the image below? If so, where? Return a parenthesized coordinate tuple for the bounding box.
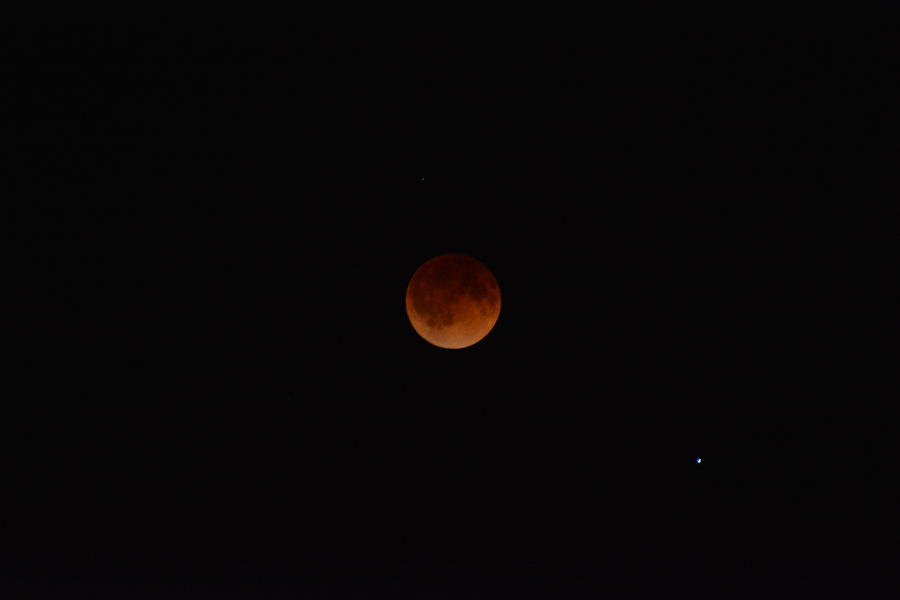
(405, 254, 501, 349)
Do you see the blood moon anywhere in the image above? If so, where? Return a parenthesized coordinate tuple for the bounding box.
(405, 254, 501, 349)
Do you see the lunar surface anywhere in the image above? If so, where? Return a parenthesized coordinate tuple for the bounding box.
(405, 254, 501, 349)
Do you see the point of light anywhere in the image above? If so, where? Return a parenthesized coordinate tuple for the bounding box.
(696, 457, 702, 463)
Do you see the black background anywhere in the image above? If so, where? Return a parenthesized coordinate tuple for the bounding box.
(5, 19, 898, 597)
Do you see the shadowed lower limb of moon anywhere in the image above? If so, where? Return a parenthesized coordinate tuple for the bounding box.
(406, 254, 501, 349)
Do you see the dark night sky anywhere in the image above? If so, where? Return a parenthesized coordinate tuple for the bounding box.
(5, 20, 898, 597)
